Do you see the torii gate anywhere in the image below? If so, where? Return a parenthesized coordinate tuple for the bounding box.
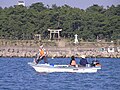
(48, 29, 62, 40)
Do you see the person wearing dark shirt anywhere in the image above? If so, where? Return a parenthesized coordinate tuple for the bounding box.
(79, 55, 88, 66)
(91, 60, 101, 67)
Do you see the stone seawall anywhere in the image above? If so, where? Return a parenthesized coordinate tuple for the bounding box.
(0, 46, 120, 58)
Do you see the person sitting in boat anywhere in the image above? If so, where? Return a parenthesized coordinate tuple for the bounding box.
(91, 60, 101, 67)
(69, 56, 77, 67)
(34, 45, 48, 64)
(79, 55, 88, 67)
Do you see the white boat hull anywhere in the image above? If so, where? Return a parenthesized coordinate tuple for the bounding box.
(28, 62, 101, 73)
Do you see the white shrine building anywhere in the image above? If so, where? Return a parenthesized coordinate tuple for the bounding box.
(18, 1, 25, 6)
(74, 34, 79, 44)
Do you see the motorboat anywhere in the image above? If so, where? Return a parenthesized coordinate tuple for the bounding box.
(28, 62, 101, 73)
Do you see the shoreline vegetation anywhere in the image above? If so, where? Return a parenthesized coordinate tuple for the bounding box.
(0, 39, 120, 58)
(0, 3, 120, 58)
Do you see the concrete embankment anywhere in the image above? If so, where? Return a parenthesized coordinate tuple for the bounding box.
(0, 46, 120, 58)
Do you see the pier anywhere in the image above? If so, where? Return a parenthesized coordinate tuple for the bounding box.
(0, 46, 120, 58)
(0, 39, 119, 58)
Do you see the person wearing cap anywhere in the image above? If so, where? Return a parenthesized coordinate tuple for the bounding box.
(79, 55, 88, 66)
(91, 60, 101, 67)
(34, 45, 48, 64)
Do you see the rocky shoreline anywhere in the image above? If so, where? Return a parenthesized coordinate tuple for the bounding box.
(0, 46, 120, 58)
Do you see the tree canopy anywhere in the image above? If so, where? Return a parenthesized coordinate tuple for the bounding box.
(0, 3, 120, 41)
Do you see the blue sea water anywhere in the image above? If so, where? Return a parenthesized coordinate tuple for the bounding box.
(0, 57, 120, 90)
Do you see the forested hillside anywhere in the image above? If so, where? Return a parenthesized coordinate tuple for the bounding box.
(0, 3, 120, 41)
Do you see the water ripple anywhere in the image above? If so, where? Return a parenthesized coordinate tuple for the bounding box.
(0, 58, 120, 90)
